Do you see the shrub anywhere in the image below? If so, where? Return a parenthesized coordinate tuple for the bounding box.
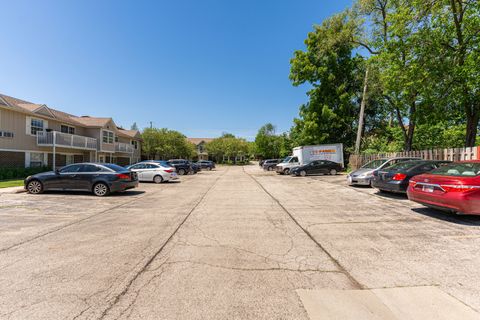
(0, 166, 51, 181)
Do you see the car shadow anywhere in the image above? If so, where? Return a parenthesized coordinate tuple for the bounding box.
(42, 190, 145, 197)
(411, 207, 480, 226)
(374, 190, 409, 201)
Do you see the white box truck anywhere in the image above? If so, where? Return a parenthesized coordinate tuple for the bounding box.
(275, 144, 344, 175)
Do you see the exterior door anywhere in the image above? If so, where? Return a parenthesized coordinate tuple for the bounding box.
(58, 164, 84, 190)
(141, 164, 158, 181)
(76, 164, 102, 190)
(129, 163, 147, 181)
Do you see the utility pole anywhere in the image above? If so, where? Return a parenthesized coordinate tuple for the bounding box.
(355, 67, 369, 154)
(150, 121, 153, 129)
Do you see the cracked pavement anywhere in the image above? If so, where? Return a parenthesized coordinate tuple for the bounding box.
(1, 165, 480, 319)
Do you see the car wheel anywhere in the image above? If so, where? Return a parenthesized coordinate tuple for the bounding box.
(268, 166, 273, 171)
(27, 180, 43, 194)
(93, 182, 110, 197)
(330, 169, 337, 175)
(300, 170, 307, 177)
(283, 168, 290, 175)
(153, 175, 164, 184)
(178, 169, 186, 175)
(208, 167, 212, 171)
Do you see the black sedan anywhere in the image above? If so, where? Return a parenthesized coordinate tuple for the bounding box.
(262, 159, 282, 171)
(24, 163, 138, 196)
(372, 160, 451, 193)
(196, 160, 215, 170)
(290, 160, 343, 177)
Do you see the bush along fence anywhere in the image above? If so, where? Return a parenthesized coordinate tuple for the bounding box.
(349, 147, 480, 170)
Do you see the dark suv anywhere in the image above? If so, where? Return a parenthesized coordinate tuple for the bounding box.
(262, 159, 282, 171)
(196, 160, 215, 170)
(168, 159, 195, 175)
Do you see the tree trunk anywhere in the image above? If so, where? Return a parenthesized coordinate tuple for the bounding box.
(404, 99, 416, 152)
(465, 111, 479, 147)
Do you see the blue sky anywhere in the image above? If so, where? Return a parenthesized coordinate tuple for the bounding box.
(1, 0, 353, 140)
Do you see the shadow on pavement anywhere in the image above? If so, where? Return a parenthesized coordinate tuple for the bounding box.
(411, 207, 480, 226)
(373, 190, 409, 201)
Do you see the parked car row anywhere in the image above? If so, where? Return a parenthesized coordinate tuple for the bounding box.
(349, 158, 480, 215)
(262, 158, 344, 176)
(24, 159, 216, 197)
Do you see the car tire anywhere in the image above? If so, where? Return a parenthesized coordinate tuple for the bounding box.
(330, 169, 337, 175)
(27, 180, 43, 194)
(93, 182, 110, 197)
(300, 170, 307, 177)
(208, 167, 212, 171)
(268, 166, 273, 171)
(153, 175, 164, 184)
(178, 169, 186, 175)
(283, 168, 290, 175)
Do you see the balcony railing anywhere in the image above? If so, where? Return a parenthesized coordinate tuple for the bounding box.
(37, 131, 97, 150)
(115, 142, 134, 153)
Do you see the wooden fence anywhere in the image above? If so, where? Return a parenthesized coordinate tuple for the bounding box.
(349, 146, 480, 170)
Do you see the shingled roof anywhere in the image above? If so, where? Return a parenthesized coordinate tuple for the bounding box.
(0, 93, 141, 138)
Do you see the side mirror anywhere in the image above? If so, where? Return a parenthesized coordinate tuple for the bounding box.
(55, 168, 60, 174)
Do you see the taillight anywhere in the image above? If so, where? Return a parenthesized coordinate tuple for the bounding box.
(441, 185, 480, 193)
(116, 173, 130, 180)
(392, 173, 407, 181)
(164, 169, 173, 173)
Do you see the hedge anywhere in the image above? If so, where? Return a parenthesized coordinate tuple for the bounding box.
(0, 166, 51, 181)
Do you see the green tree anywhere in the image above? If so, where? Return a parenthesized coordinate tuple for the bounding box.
(130, 122, 139, 131)
(205, 134, 251, 164)
(289, 12, 366, 150)
(141, 128, 196, 160)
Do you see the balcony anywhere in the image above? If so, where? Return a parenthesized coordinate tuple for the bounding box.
(37, 131, 97, 150)
(115, 142, 134, 153)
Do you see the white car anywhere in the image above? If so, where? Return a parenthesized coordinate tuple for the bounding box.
(127, 161, 178, 183)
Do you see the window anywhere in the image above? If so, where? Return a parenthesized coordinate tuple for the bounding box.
(30, 153, 45, 168)
(130, 164, 146, 170)
(60, 164, 83, 173)
(65, 154, 74, 165)
(115, 136, 119, 142)
(81, 164, 101, 172)
(0, 131, 14, 138)
(102, 130, 114, 144)
(131, 140, 138, 149)
(31, 118, 44, 135)
(61, 125, 75, 135)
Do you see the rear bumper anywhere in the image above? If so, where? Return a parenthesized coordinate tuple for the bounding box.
(348, 175, 372, 186)
(407, 187, 480, 215)
(109, 180, 138, 192)
(372, 180, 407, 193)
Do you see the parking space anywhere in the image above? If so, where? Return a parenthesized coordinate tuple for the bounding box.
(1, 165, 479, 319)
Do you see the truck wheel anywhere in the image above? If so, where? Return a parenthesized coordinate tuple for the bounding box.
(283, 168, 290, 175)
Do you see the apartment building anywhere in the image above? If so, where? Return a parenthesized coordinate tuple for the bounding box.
(0, 93, 142, 168)
(187, 138, 214, 160)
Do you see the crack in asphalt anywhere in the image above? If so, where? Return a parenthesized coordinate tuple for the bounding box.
(243, 167, 364, 290)
(96, 168, 228, 320)
(0, 193, 154, 254)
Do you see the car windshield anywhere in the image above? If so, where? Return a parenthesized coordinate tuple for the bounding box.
(387, 161, 425, 171)
(103, 163, 128, 172)
(282, 157, 292, 163)
(429, 162, 480, 177)
(361, 159, 386, 169)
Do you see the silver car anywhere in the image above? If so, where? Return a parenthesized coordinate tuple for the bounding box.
(127, 161, 178, 183)
(347, 157, 421, 186)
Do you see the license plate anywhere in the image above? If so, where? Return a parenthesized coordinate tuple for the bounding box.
(422, 185, 434, 193)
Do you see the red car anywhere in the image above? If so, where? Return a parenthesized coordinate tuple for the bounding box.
(407, 161, 480, 215)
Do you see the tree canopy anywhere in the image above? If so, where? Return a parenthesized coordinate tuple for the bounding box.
(141, 128, 196, 160)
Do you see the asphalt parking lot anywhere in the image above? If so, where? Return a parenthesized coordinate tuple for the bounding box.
(1, 166, 480, 319)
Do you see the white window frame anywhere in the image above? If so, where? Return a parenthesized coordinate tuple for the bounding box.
(131, 140, 138, 150)
(29, 152, 45, 168)
(60, 124, 75, 135)
(102, 130, 114, 144)
(65, 154, 74, 165)
(29, 117, 46, 136)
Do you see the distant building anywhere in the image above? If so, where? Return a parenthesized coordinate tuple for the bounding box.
(187, 138, 214, 160)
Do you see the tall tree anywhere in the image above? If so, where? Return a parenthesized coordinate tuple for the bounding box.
(289, 12, 365, 149)
(130, 122, 139, 131)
